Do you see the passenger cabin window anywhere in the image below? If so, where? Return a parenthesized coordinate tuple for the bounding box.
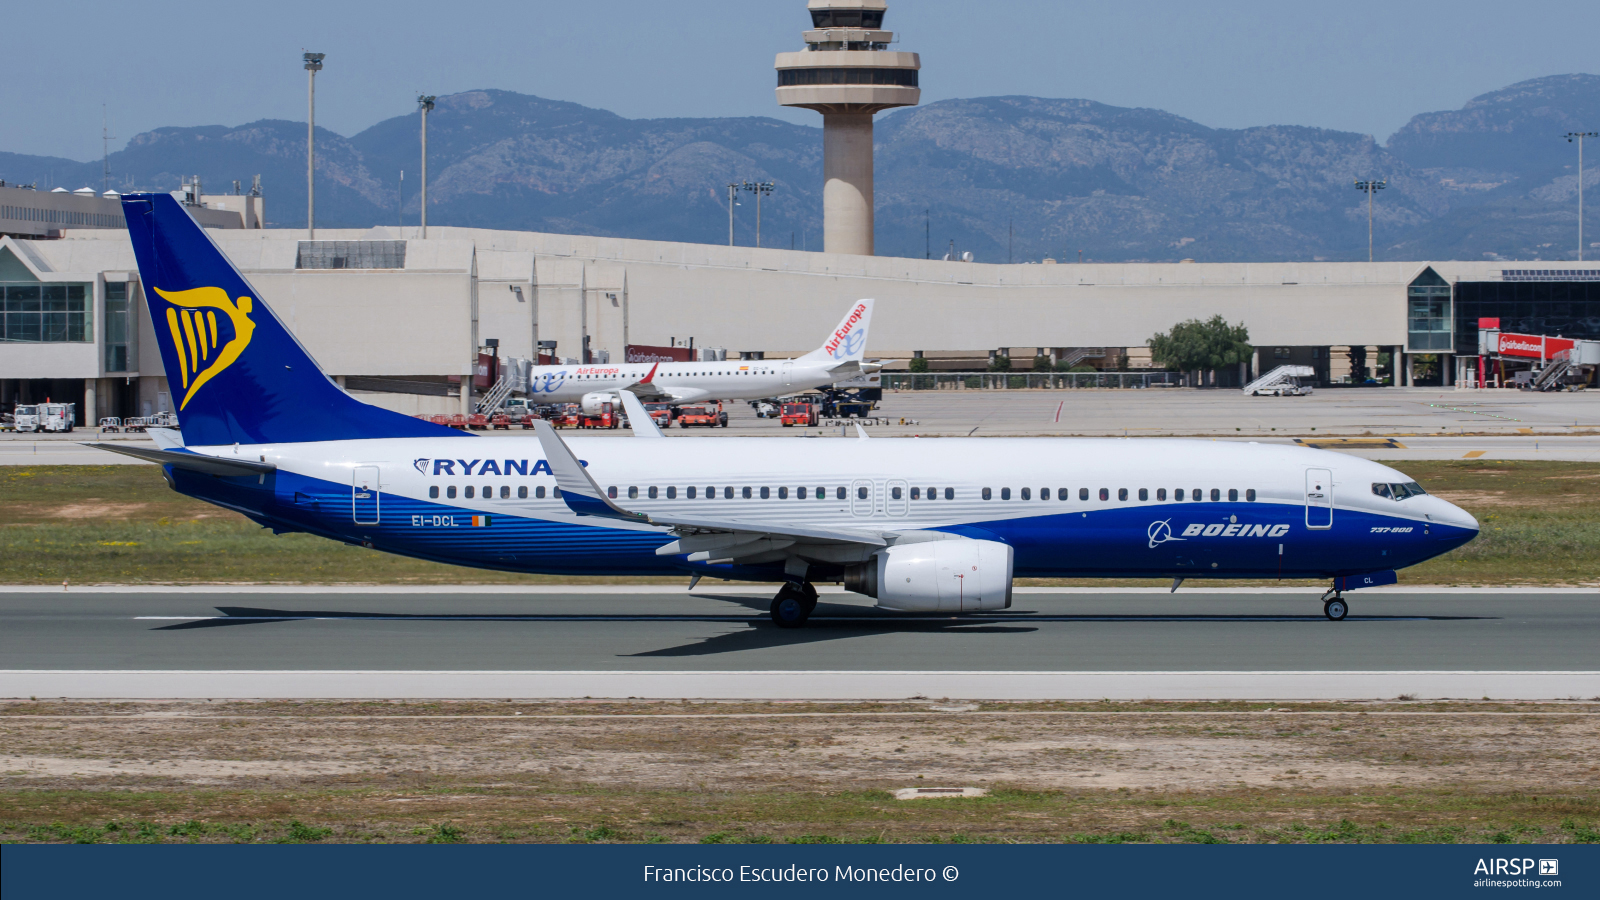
(649, 486, 659, 499)
(944, 488, 954, 500)
(1210, 489, 1221, 501)
(743, 487, 753, 499)
(1246, 489, 1256, 501)
(760, 487, 770, 499)
(857, 486, 868, 500)
(1228, 489, 1238, 502)
(1058, 488, 1069, 500)
(667, 486, 677, 499)
(836, 486, 846, 500)
(1193, 487, 1201, 500)
(1157, 488, 1167, 501)
(608, 486, 617, 499)
(628, 486, 639, 500)
(536, 486, 546, 499)
(429, 486, 439, 499)
(1001, 488, 1011, 500)
(982, 488, 992, 500)
(725, 487, 734, 499)
(1118, 488, 1128, 501)
(1020, 487, 1030, 500)
(1039, 487, 1048, 500)
(910, 487, 920, 500)
(687, 486, 696, 499)
(465, 486, 475, 499)
(447, 486, 457, 499)
(892, 486, 903, 500)
(1098, 488, 1109, 501)
(1175, 489, 1184, 501)
(798, 486, 807, 499)
(1138, 488, 1148, 501)
(1079, 488, 1089, 501)
(517, 486, 527, 499)
(482, 485, 490, 498)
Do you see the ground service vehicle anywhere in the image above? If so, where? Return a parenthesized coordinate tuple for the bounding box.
(13, 402, 75, 433)
(780, 402, 818, 427)
(92, 191, 1481, 631)
(644, 403, 674, 428)
(677, 404, 726, 428)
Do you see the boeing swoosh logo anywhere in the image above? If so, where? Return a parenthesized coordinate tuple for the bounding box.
(1147, 519, 1186, 549)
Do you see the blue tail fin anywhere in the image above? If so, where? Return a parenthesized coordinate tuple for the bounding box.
(122, 193, 467, 445)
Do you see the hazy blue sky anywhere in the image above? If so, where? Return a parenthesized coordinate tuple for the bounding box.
(9, 0, 1598, 161)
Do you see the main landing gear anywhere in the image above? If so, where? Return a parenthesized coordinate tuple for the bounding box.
(1320, 588, 1349, 622)
(770, 581, 819, 628)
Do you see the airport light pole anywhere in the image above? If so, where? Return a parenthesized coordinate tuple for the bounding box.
(1353, 178, 1387, 262)
(304, 53, 324, 239)
(418, 96, 435, 239)
(727, 183, 739, 245)
(1566, 132, 1597, 261)
(741, 181, 774, 247)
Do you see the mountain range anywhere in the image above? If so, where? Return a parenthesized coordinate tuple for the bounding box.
(4, 74, 1597, 263)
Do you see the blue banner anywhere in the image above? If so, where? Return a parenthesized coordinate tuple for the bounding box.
(2, 843, 1594, 899)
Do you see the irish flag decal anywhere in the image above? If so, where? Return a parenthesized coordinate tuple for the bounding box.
(471, 515, 492, 527)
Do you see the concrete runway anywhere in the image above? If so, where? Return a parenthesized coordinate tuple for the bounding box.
(7, 388, 1597, 464)
(2, 587, 1595, 699)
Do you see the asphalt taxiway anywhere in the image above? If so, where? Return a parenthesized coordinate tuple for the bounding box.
(2, 587, 1595, 700)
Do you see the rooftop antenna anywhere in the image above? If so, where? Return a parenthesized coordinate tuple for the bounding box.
(101, 105, 116, 193)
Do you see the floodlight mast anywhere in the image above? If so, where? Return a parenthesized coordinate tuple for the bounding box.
(304, 52, 324, 239)
(741, 181, 775, 247)
(1566, 132, 1597, 261)
(1353, 179, 1387, 262)
(727, 182, 739, 245)
(419, 96, 436, 239)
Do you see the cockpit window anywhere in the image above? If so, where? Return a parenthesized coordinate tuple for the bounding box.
(1373, 481, 1427, 500)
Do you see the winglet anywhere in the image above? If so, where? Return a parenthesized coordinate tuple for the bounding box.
(854, 422, 870, 440)
(615, 389, 664, 438)
(531, 420, 647, 522)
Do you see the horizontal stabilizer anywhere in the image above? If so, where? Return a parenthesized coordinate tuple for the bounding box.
(83, 443, 276, 477)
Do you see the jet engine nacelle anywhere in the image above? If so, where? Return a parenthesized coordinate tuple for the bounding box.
(843, 538, 1012, 612)
(580, 392, 615, 416)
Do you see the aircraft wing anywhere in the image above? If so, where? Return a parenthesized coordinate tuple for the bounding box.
(82, 443, 276, 477)
(530, 420, 886, 550)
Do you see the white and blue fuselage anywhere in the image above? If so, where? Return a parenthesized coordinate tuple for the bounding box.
(170, 435, 1477, 581)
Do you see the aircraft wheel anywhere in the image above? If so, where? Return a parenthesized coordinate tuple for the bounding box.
(770, 586, 812, 628)
(1323, 597, 1348, 621)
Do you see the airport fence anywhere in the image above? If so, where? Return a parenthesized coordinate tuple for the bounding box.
(882, 372, 1182, 391)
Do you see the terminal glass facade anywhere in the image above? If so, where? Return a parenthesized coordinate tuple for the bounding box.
(809, 8, 884, 28)
(1407, 268, 1452, 351)
(2, 283, 91, 342)
(103, 282, 135, 371)
(778, 68, 918, 87)
(1453, 277, 1600, 356)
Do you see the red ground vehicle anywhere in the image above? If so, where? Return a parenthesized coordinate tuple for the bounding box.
(466, 413, 489, 430)
(547, 404, 583, 429)
(644, 402, 674, 428)
(579, 402, 620, 429)
(779, 402, 817, 427)
(489, 412, 514, 430)
(677, 403, 727, 428)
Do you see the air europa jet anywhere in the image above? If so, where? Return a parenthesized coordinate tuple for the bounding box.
(530, 299, 876, 415)
(94, 193, 1478, 627)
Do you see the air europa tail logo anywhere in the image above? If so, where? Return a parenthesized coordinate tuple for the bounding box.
(153, 286, 256, 410)
(825, 303, 869, 359)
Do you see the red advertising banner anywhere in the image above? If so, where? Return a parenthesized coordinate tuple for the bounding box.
(626, 344, 694, 363)
(1489, 332, 1575, 361)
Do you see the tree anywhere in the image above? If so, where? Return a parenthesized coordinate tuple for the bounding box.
(1147, 316, 1251, 386)
(988, 354, 1011, 372)
(908, 356, 929, 373)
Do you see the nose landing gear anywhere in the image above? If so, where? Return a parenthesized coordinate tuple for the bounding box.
(1320, 588, 1348, 621)
(770, 581, 819, 628)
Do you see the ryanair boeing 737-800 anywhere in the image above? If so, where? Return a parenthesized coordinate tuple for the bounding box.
(92, 194, 1478, 627)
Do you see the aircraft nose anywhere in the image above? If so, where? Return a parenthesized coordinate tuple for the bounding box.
(1425, 495, 1478, 533)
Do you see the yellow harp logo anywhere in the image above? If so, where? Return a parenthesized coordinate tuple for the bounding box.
(153, 286, 256, 410)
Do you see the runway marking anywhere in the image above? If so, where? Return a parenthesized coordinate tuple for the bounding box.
(128, 614, 1442, 624)
(1464, 450, 1486, 458)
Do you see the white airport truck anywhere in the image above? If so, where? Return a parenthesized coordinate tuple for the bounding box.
(12, 402, 76, 433)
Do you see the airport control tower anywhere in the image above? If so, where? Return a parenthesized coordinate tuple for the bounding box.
(776, 0, 920, 256)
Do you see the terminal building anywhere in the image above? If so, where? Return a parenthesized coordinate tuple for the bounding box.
(2, 0, 1597, 423)
(4, 220, 1598, 425)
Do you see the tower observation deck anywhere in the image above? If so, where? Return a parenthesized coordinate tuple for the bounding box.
(776, 0, 920, 256)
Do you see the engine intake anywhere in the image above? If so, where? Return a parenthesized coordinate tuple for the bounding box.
(843, 538, 1012, 612)
(580, 392, 615, 415)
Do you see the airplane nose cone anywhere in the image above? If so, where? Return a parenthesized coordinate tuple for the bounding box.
(1420, 495, 1478, 542)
